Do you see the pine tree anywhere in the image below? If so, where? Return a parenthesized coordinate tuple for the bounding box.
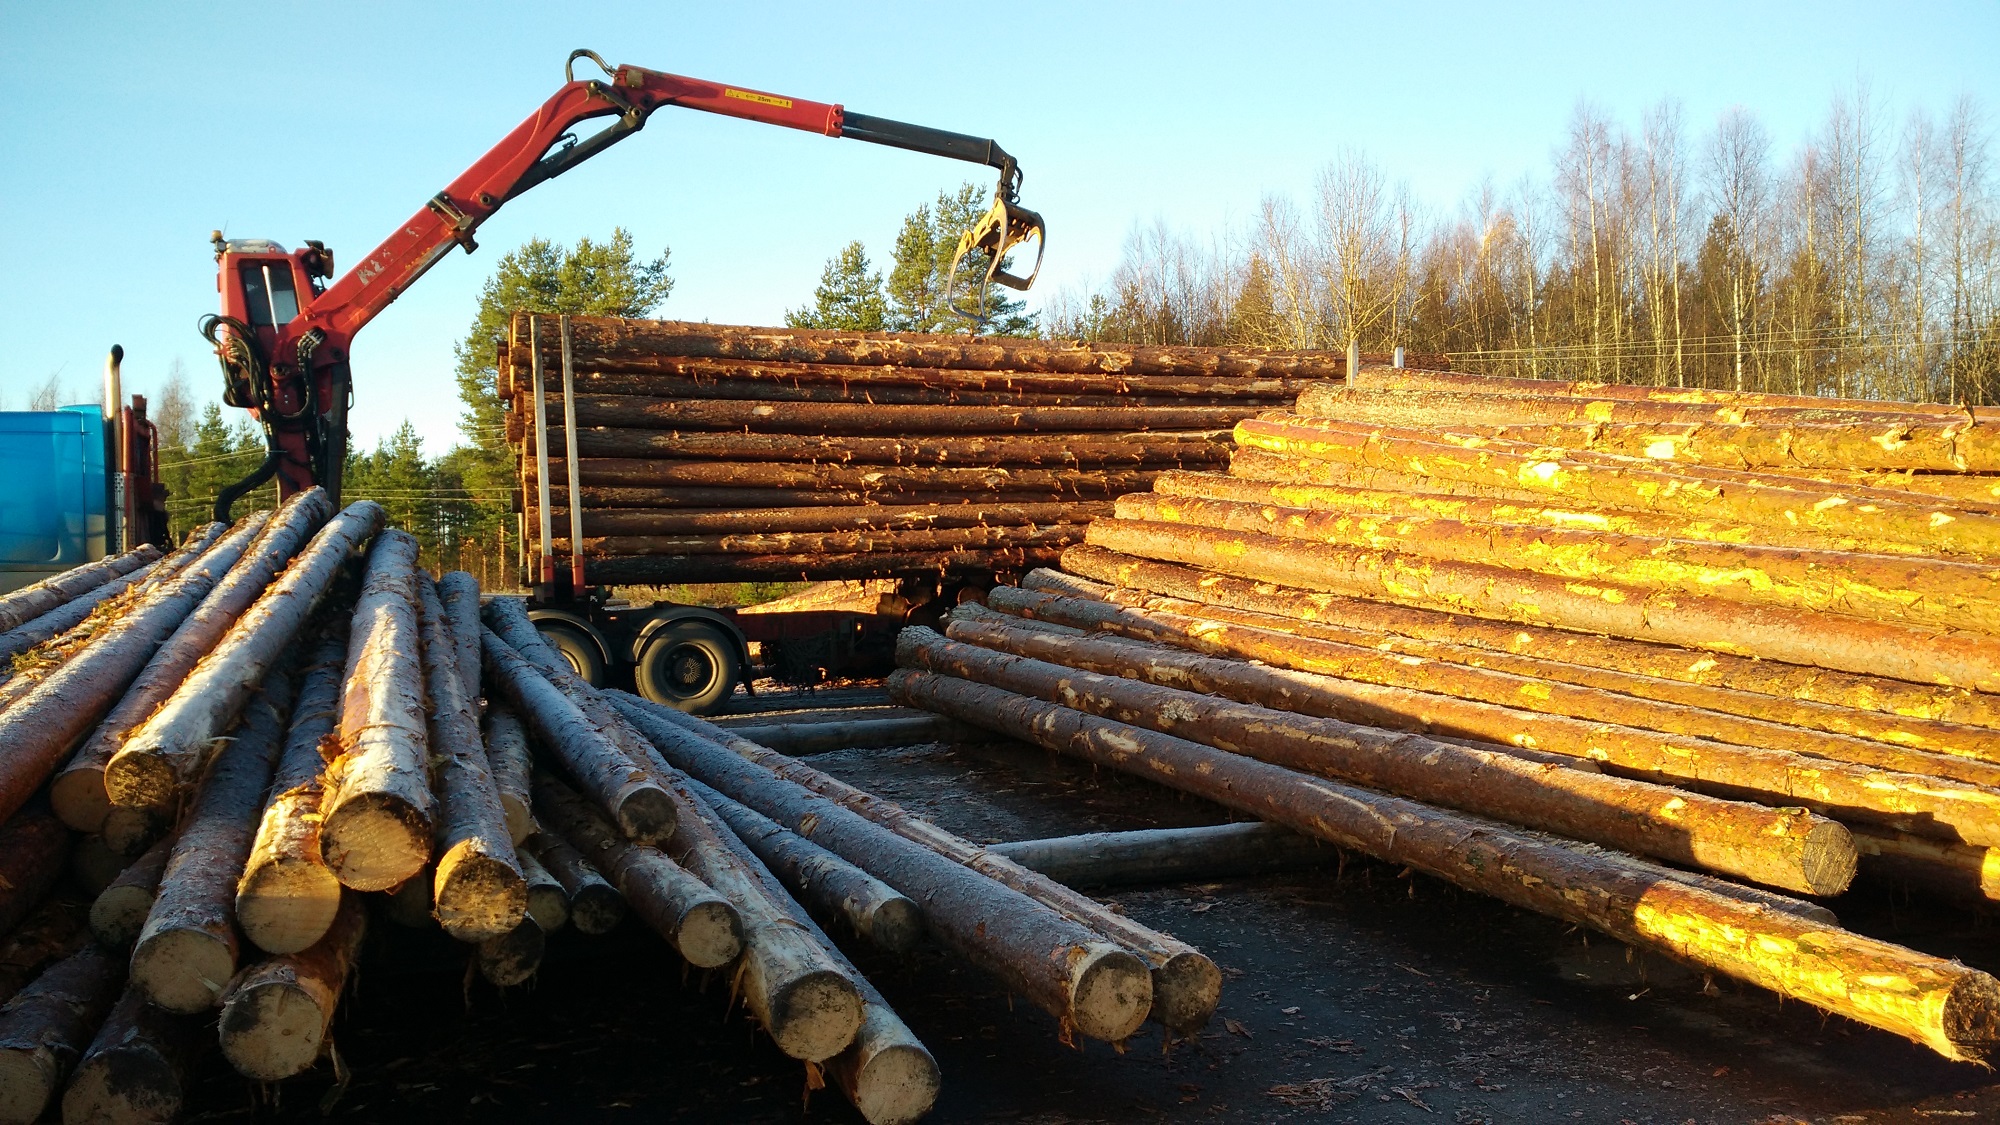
(786, 241, 887, 331)
(885, 184, 1036, 336)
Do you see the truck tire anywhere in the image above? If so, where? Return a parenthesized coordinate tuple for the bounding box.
(537, 622, 606, 687)
(636, 621, 738, 714)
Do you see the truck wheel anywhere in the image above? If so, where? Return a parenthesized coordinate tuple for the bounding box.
(636, 621, 738, 713)
(537, 622, 606, 687)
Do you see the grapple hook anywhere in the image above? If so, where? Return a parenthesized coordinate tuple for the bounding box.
(945, 190, 1046, 331)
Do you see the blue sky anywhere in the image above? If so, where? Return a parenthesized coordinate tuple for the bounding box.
(3, 1, 1995, 450)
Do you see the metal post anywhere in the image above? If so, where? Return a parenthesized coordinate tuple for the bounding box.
(530, 316, 555, 587)
(1345, 338, 1360, 386)
(560, 316, 587, 593)
(1393, 345, 1405, 370)
(104, 346, 126, 553)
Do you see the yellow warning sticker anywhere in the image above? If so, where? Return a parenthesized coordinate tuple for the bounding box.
(724, 88, 793, 109)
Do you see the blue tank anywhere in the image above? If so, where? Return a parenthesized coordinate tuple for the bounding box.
(0, 405, 109, 593)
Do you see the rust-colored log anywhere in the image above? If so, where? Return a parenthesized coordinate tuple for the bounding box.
(1233, 413, 2000, 560)
(1055, 546, 2000, 733)
(532, 777, 740, 967)
(0, 809, 69, 941)
(1443, 414, 2000, 474)
(904, 625, 1853, 895)
(540, 425, 1233, 466)
(582, 548, 1061, 586)
(483, 629, 676, 842)
(414, 574, 525, 942)
(1227, 446, 1548, 501)
(1347, 364, 2000, 419)
(561, 486, 1149, 509)
(959, 593, 2000, 848)
(482, 706, 535, 846)
(103, 499, 385, 812)
(526, 833, 624, 935)
(1298, 383, 1994, 430)
(541, 501, 1112, 538)
(623, 696, 1218, 1034)
(0, 945, 124, 1125)
(88, 836, 172, 948)
(556, 523, 1086, 558)
(54, 491, 332, 834)
(693, 781, 921, 953)
(888, 669, 2000, 1063)
(235, 628, 346, 955)
(0, 557, 166, 665)
(523, 396, 1251, 435)
(130, 661, 296, 1014)
(59, 985, 199, 1125)
(611, 694, 1155, 1044)
(436, 571, 483, 708)
(1852, 828, 2000, 905)
(0, 903, 88, 1010)
(524, 353, 1318, 396)
(1086, 518, 2000, 692)
(0, 519, 262, 829)
(0, 544, 160, 633)
(522, 456, 1160, 496)
(216, 895, 364, 1080)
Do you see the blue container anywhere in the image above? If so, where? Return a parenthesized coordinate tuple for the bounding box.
(0, 405, 108, 592)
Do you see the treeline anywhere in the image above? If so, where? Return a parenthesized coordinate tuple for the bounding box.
(1048, 86, 2000, 404)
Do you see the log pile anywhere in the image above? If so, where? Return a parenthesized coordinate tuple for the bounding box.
(885, 367, 2000, 1065)
(498, 316, 1429, 586)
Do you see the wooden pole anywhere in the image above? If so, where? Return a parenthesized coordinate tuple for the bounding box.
(60, 986, 199, 1125)
(889, 669, 2000, 1063)
(0, 945, 125, 1125)
(481, 707, 535, 846)
(517, 850, 569, 932)
(216, 895, 364, 1080)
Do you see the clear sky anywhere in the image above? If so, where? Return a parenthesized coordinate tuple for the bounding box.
(3, 2, 1995, 450)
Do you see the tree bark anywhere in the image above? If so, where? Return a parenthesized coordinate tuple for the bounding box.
(216, 894, 364, 1080)
(0, 945, 124, 1125)
(0, 554, 169, 665)
(543, 501, 1112, 538)
(517, 849, 568, 932)
(693, 781, 921, 953)
(414, 573, 525, 942)
(906, 624, 1854, 896)
(0, 544, 160, 633)
(235, 628, 347, 955)
(523, 353, 1316, 396)
(717, 716, 956, 756)
(523, 396, 1252, 436)
(1346, 363, 2000, 418)
(539, 426, 1232, 466)
(130, 661, 296, 1014)
(53, 492, 332, 834)
(889, 669, 2000, 1063)
(476, 918, 547, 987)
(609, 695, 1154, 1045)
(990, 823, 1332, 888)
(1298, 383, 2000, 430)
(481, 707, 535, 846)
(526, 833, 623, 935)
(103, 498, 385, 812)
(0, 903, 88, 1011)
(522, 457, 1158, 496)
(0, 808, 69, 941)
(318, 530, 436, 893)
(562, 485, 1148, 509)
(557, 526, 1082, 559)
(435, 571, 483, 708)
(60, 985, 200, 1125)
(88, 835, 172, 948)
(586, 550, 1061, 586)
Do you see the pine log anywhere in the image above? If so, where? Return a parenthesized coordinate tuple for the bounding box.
(701, 792, 941, 1125)
(956, 595, 2000, 849)
(0, 544, 161, 633)
(518, 376, 1283, 409)
(435, 571, 483, 708)
(905, 624, 1854, 895)
(60, 986, 198, 1125)
(542, 427, 1232, 467)
(623, 696, 1218, 1034)
(0, 518, 262, 829)
(381, 871, 435, 930)
(0, 945, 124, 1125)
(103, 498, 385, 811)
(317, 530, 436, 892)
(988, 582, 2000, 788)
(718, 716, 957, 755)
(1454, 415, 2000, 474)
(564, 486, 1149, 509)
(0, 903, 88, 1011)
(1346, 364, 2000, 418)
(609, 696, 1154, 1044)
(130, 662, 296, 1013)
(891, 669, 2000, 1062)
(54, 492, 332, 834)
(67, 837, 127, 897)
(521, 395, 1251, 435)
(1055, 546, 2000, 732)
(1234, 413, 2000, 561)
(527, 353, 1315, 395)
(235, 628, 347, 955)
(522, 457, 1158, 496)
(88, 836, 172, 948)
(482, 707, 535, 845)
(554, 524, 1086, 559)
(527, 833, 624, 935)
(532, 778, 740, 967)
(216, 895, 364, 1080)
(992, 822, 1332, 887)
(1225, 445, 1548, 502)
(1086, 517, 2000, 692)
(484, 629, 675, 842)
(1298, 382, 1996, 430)
(414, 574, 525, 942)
(544, 501, 1113, 538)
(693, 781, 921, 953)
(1852, 828, 2000, 905)
(584, 549, 1062, 586)
(0, 808, 69, 941)
(0, 556, 167, 664)
(476, 918, 547, 987)
(517, 850, 568, 932)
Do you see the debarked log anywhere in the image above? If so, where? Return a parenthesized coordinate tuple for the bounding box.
(235, 627, 347, 956)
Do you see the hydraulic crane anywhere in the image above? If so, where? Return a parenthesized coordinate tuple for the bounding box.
(205, 49, 1045, 519)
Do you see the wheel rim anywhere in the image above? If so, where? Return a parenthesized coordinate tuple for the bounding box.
(662, 642, 718, 698)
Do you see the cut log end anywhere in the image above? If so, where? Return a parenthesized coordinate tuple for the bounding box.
(100, 805, 169, 859)
(866, 897, 923, 955)
(768, 970, 866, 1063)
(320, 798, 432, 892)
(569, 887, 626, 936)
(1942, 973, 2000, 1063)
(678, 900, 744, 968)
(614, 786, 679, 845)
(100, 753, 180, 818)
(87, 884, 156, 949)
(1066, 943, 1153, 1043)
(61, 1043, 181, 1125)
(236, 864, 345, 956)
(476, 919, 546, 988)
(0, 1050, 59, 1124)
(433, 846, 529, 942)
(1804, 821, 1862, 898)
(499, 795, 533, 847)
(49, 768, 108, 834)
(216, 979, 329, 1081)
(130, 929, 234, 1014)
(849, 1042, 943, 1125)
(1153, 950, 1225, 1033)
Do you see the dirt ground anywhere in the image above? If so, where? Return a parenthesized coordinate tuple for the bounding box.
(173, 710, 2000, 1124)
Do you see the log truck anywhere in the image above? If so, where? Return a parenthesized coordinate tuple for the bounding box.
(202, 49, 1044, 712)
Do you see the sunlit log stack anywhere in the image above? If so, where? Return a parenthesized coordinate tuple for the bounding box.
(886, 368, 2000, 1065)
(499, 315, 1441, 586)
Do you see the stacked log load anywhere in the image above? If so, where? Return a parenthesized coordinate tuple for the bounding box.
(498, 315, 1438, 586)
(889, 366, 2000, 1065)
(0, 510, 1210, 1125)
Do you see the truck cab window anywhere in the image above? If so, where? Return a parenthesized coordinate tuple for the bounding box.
(239, 263, 300, 327)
